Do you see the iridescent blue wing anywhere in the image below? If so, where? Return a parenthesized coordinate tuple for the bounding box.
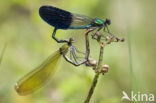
(39, 6, 72, 29)
(39, 6, 93, 29)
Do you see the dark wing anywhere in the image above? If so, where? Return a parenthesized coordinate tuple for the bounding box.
(39, 6, 93, 29)
(39, 6, 72, 29)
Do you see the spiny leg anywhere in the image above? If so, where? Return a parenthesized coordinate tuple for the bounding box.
(52, 28, 68, 43)
(91, 27, 103, 39)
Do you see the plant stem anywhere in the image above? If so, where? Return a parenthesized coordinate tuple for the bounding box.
(84, 45, 104, 103)
(84, 74, 99, 103)
(96, 45, 104, 72)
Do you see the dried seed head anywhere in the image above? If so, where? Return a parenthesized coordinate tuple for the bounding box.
(96, 32, 102, 37)
(121, 38, 125, 42)
(101, 64, 109, 73)
(106, 36, 110, 40)
(88, 58, 97, 67)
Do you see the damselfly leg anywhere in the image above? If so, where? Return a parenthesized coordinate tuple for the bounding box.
(62, 29, 94, 66)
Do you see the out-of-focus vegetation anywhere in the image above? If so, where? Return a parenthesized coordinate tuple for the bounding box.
(0, 0, 156, 103)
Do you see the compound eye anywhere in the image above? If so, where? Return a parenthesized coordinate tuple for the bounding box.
(106, 18, 111, 25)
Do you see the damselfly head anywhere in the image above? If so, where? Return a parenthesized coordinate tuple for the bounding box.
(105, 18, 111, 25)
(67, 38, 74, 46)
(103, 18, 111, 33)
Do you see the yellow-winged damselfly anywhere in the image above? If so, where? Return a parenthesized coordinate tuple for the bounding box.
(15, 42, 86, 95)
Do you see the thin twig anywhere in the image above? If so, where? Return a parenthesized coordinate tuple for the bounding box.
(84, 73, 100, 103)
(84, 40, 104, 103)
(83, 32, 124, 103)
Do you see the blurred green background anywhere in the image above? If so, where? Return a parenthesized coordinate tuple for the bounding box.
(0, 0, 156, 103)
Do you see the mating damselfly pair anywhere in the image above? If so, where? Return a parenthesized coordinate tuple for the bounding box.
(15, 5, 118, 95)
